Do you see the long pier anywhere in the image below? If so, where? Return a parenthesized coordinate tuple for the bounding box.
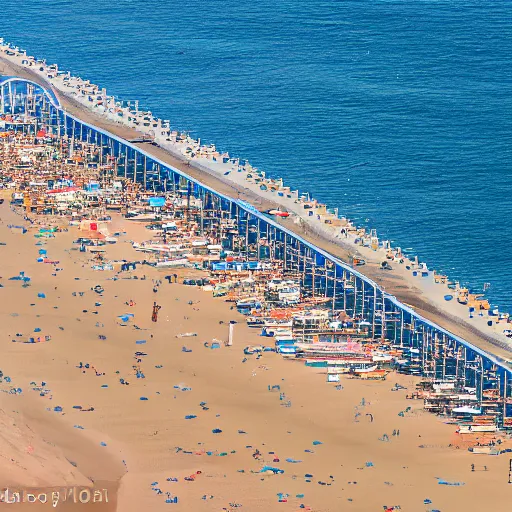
(2, 75, 511, 421)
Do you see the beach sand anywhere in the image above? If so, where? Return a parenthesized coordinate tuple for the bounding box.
(0, 201, 510, 511)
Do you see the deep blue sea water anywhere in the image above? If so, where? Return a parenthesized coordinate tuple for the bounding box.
(4, 0, 512, 309)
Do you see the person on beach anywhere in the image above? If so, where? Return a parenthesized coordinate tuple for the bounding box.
(152, 302, 161, 322)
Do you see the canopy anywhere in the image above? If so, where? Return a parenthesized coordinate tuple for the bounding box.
(148, 197, 165, 207)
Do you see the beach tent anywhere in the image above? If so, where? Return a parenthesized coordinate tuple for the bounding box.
(117, 313, 134, 323)
(79, 220, 108, 233)
(9, 225, 27, 234)
(148, 197, 166, 208)
(84, 182, 100, 192)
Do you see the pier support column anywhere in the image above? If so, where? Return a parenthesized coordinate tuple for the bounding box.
(311, 254, 316, 298)
(256, 219, 261, 261)
(504, 372, 508, 422)
(302, 245, 307, 290)
(371, 287, 377, 339)
(8, 81, 14, 114)
(186, 181, 192, 223)
(381, 295, 386, 342)
(245, 213, 249, 261)
(143, 155, 147, 190)
(332, 265, 337, 314)
(441, 334, 447, 380)
(324, 260, 329, 298)
(199, 190, 204, 235)
(352, 277, 358, 318)
(463, 347, 468, 388)
(479, 357, 484, 403)
(283, 234, 288, 272)
(115, 143, 122, 177)
(361, 279, 365, 318)
(99, 133, 104, 166)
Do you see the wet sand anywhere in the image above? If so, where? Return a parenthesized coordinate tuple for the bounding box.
(0, 201, 510, 511)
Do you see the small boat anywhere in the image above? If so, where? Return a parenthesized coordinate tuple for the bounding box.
(236, 298, 262, 312)
(372, 353, 394, 363)
(264, 319, 293, 328)
(356, 369, 390, 380)
(273, 330, 294, 339)
(353, 364, 378, 373)
(458, 425, 498, 434)
(262, 324, 293, 337)
(125, 212, 157, 222)
(244, 345, 263, 355)
(247, 316, 265, 327)
(155, 258, 189, 268)
(276, 344, 297, 354)
(469, 446, 500, 455)
(267, 209, 290, 217)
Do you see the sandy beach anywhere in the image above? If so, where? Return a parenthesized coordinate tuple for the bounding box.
(0, 199, 511, 511)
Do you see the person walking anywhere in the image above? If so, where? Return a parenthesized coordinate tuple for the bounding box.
(152, 302, 161, 322)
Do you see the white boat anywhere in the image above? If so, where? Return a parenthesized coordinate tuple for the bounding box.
(191, 239, 209, 247)
(353, 364, 379, 373)
(470, 446, 500, 455)
(276, 345, 297, 354)
(264, 319, 293, 328)
(458, 425, 498, 434)
(273, 330, 294, 340)
(247, 316, 265, 327)
(372, 353, 394, 362)
(237, 297, 262, 308)
(155, 258, 189, 268)
(126, 212, 157, 222)
(264, 325, 293, 337)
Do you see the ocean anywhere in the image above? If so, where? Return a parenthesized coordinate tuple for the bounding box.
(4, 0, 512, 310)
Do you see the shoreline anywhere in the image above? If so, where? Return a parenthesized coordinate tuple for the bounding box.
(0, 46, 511, 367)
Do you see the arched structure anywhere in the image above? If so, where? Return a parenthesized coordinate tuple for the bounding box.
(0, 75, 61, 115)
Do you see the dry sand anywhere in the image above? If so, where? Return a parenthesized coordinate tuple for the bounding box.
(0, 201, 510, 511)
